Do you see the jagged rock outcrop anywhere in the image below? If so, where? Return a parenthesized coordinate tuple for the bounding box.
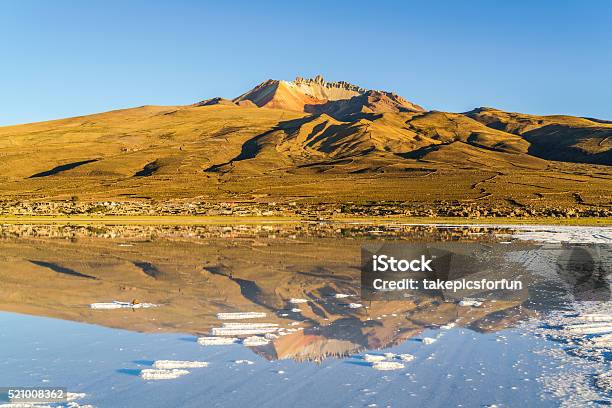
(294, 75, 366, 93)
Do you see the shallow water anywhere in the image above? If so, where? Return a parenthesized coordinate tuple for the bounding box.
(0, 223, 609, 407)
(0, 311, 563, 408)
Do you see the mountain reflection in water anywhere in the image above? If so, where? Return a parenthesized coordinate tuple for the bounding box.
(0, 222, 567, 362)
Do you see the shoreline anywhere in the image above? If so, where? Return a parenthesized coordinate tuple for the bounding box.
(0, 215, 609, 226)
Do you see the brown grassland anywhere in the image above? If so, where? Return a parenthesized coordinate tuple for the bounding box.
(0, 101, 609, 218)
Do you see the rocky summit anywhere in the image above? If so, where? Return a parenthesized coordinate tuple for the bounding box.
(206, 75, 425, 118)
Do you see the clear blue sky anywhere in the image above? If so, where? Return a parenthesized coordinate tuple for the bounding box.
(1, 0, 611, 125)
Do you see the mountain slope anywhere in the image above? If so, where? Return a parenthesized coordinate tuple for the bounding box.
(0, 76, 609, 211)
(466, 107, 612, 164)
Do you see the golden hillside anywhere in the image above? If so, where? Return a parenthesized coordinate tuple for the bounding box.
(0, 76, 610, 213)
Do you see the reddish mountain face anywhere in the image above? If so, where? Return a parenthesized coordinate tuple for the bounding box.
(304, 89, 425, 118)
(197, 75, 424, 119)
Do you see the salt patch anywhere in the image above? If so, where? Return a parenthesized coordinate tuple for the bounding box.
(153, 360, 208, 369)
(584, 333, 612, 348)
(140, 368, 189, 380)
(527, 301, 612, 404)
(221, 322, 278, 328)
(596, 372, 612, 393)
(90, 302, 123, 310)
(458, 299, 482, 307)
(576, 313, 612, 322)
(66, 392, 87, 402)
(0, 392, 90, 408)
(216, 312, 266, 320)
(507, 225, 612, 244)
(363, 354, 386, 362)
(242, 336, 270, 346)
(372, 361, 404, 371)
(289, 298, 308, 304)
(565, 322, 612, 335)
(398, 354, 415, 362)
(197, 336, 239, 345)
(90, 301, 157, 309)
(211, 327, 278, 336)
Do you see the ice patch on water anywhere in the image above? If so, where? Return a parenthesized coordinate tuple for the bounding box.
(422, 337, 437, 345)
